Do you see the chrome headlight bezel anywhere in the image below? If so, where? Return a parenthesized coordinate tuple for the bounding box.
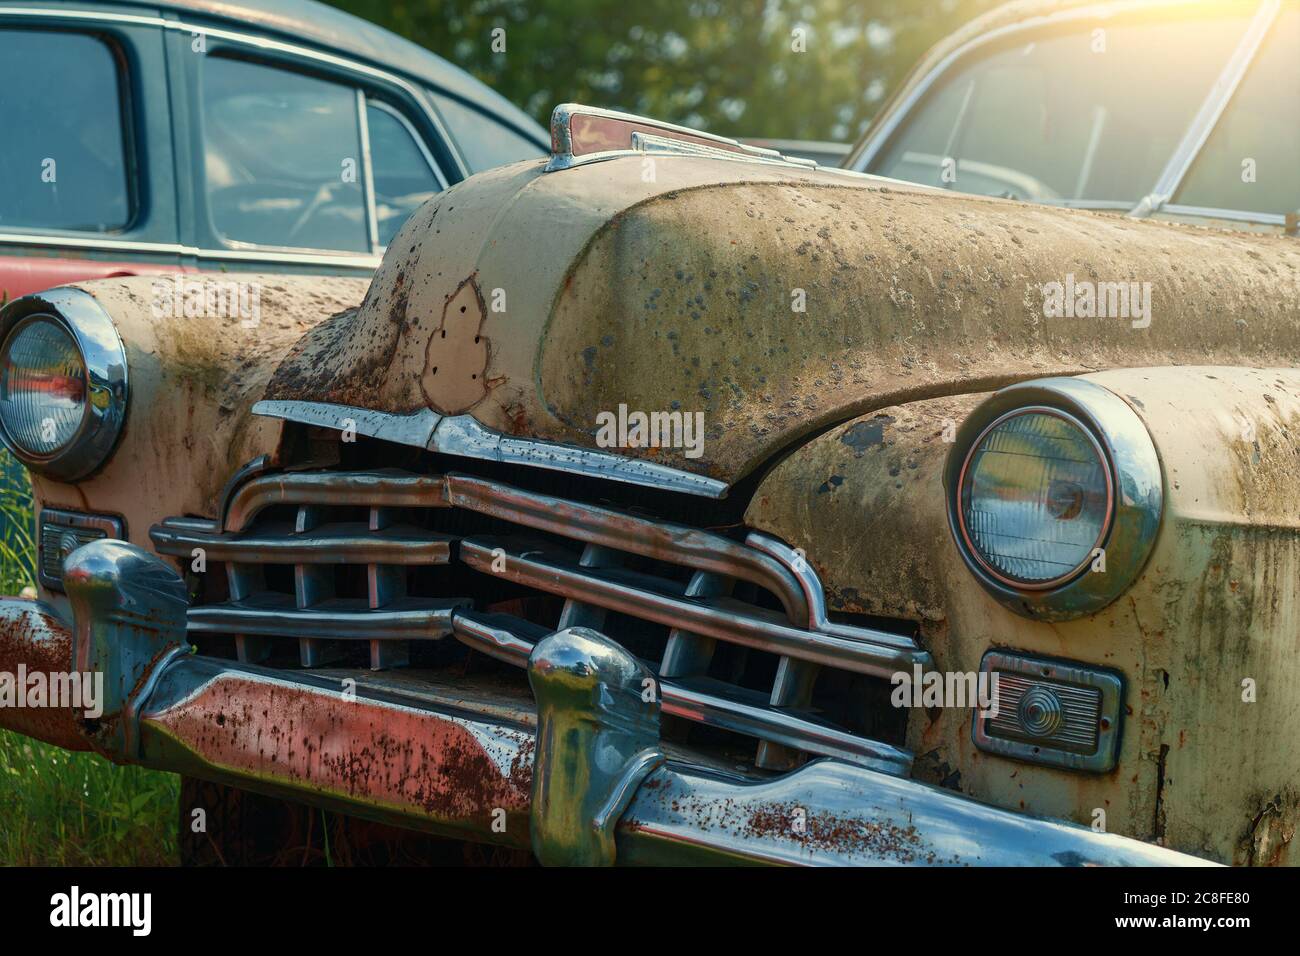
(944, 377, 1163, 621)
(0, 287, 129, 482)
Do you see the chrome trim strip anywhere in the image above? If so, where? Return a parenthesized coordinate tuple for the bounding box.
(0, 288, 129, 481)
(632, 131, 817, 168)
(460, 538, 928, 678)
(217, 468, 798, 615)
(151, 521, 453, 565)
(251, 400, 443, 450)
(251, 399, 731, 499)
(434, 414, 729, 498)
(1130, 0, 1280, 217)
(188, 595, 467, 641)
(451, 610, 547, 666)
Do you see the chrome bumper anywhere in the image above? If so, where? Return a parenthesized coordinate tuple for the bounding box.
(0, 540, 1210, 866)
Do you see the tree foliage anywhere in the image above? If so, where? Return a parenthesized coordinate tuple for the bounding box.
(329, 0, 1002, 141)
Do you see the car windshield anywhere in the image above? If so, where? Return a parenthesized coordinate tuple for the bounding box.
(1172, 7, 1300, 216)
(866, 13, 1251, 205)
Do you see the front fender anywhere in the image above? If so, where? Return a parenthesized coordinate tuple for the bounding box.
(745, 366, 1300, 865)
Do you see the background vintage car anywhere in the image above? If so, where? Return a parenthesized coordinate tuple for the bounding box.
(0, 0, 548, 593)
(0, 0, 1297, 868)
(0, 0, 547, 301)
(848, 0, 1299, 233)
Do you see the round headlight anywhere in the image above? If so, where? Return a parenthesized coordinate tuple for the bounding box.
(945, 378, 1163, 621)
(957, 408, 1113, 589)
(0, 317, 88, 457)
(0, 288, 128, 481)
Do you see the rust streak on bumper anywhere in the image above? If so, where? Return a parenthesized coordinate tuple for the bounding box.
(0, 599, 91, 751)
(140, 660, 535, 848)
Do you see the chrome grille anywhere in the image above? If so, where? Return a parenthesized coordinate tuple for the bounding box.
(151, 467, 929, 775)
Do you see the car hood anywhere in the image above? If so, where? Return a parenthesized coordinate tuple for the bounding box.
(265, 155, 1300, 487)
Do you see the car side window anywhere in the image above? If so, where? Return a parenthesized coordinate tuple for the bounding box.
(866, 15, 1251, 205)
(1173, 8, 1300, 216)
(431, 93, 545, 172)
(201, 55, 369, 252)
(0, 30, 131, 232)
(366, 101, 442, 246)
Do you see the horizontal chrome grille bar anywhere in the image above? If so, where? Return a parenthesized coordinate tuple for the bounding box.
(152, 521, 452, 565)
(444, 474, 809, 622)
(188, 594, 467, 641)
(225, 470, 450, 532)
(460, 538, 924, 679)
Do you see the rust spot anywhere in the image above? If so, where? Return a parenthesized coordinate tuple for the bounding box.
(0, 600, 92, 751)
(146, 673, 533, 845)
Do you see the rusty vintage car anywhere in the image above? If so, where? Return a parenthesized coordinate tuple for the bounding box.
(0, 0, 1297, 867)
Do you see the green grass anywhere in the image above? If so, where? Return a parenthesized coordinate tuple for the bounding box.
(0, 450, 179, 865)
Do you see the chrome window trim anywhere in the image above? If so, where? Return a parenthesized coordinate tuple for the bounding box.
(1156, 204, 1288, 226)
(356, 89, 381, 250)
(847, 0, 1277, 223)
(0, 5, 466, 263)
(1130, 0, 1281, 218)
(251, 398, 732, 499)
(367, 99, 450, 191)
(943, 377, 1163, 622)
(0, 231, 382, 268)
(0, 287, 129, 481)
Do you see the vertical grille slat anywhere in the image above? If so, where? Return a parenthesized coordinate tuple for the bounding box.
(295, 505, 344, 668)
(556, 543, 623, 631)
(756, 658, 822, 770)
(659, 571, 729, 679)
(226, 562, 271, 664)
(368, 506, 408, 670)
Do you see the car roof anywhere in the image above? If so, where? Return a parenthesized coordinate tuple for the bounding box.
(92, 0, 546, 143)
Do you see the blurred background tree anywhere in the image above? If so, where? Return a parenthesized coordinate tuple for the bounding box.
(328, 0, 1002, 142)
